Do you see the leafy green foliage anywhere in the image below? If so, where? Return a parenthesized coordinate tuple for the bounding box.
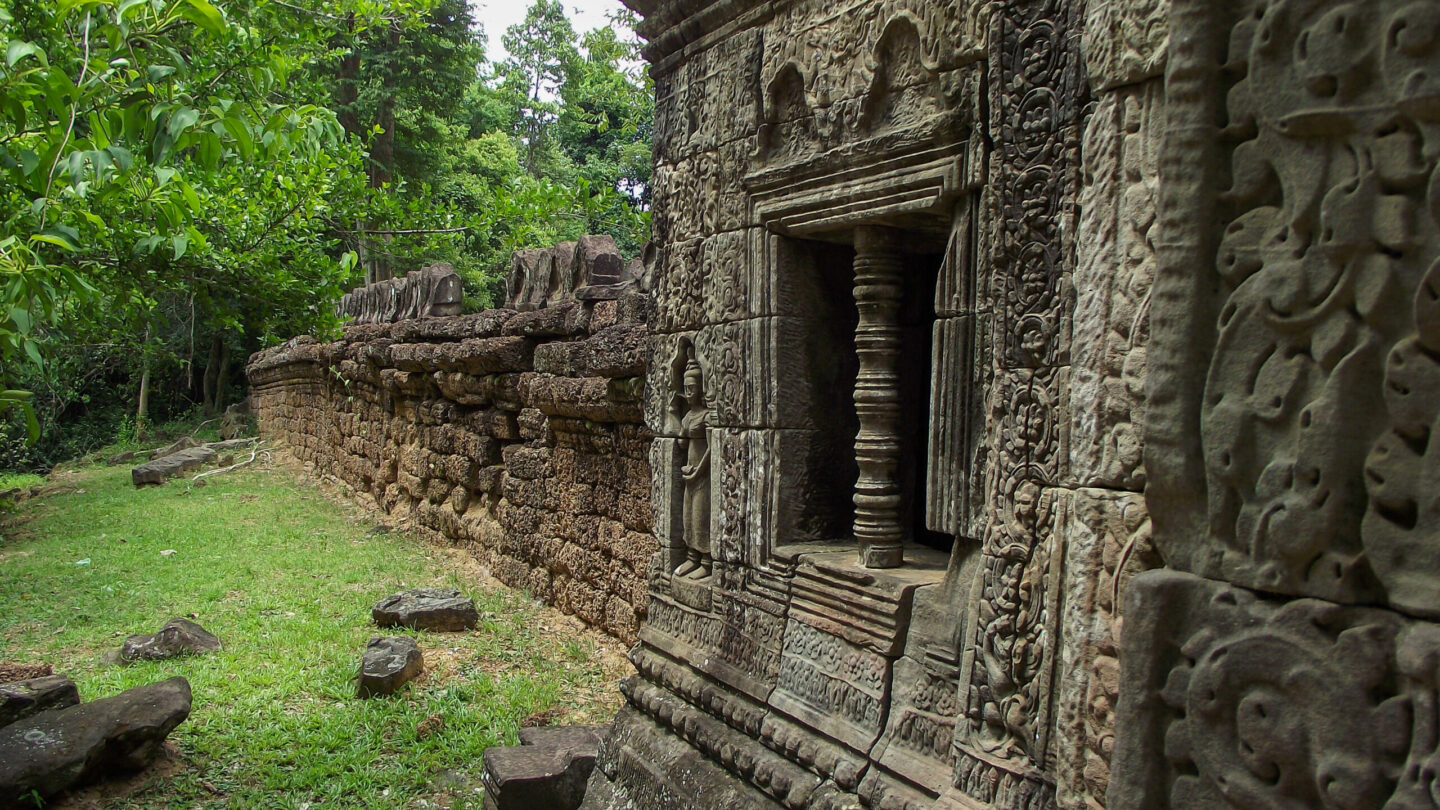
(0, 0, 653, 471)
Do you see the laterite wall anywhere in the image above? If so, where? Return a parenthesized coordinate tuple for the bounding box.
(246, 295, 653, 643)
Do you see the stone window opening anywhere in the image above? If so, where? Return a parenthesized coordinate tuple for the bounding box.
(771, 225, 957, 570)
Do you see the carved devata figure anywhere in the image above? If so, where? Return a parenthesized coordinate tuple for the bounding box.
(671, 343, 712, 580)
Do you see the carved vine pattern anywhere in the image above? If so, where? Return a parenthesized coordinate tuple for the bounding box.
(1195, 0, 1440, 608)
(956, 0, 1079, 793)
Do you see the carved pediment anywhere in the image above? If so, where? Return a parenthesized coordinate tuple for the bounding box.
(754, 10, 972, 170)
(745, 7, 985, 237)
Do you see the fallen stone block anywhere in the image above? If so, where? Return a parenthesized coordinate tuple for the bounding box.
(131, 446, 217, 486)
(0, 675, 80, 729)
(115, 618, 222, 663)
(105, 450, 138, 466)
(152, 436, 199, 459)
(0, 677, 192, 803)
(372, 588, 479, 632)
(481, 724, 604, 810)
(357, 636, 424, 698)
(204, 438, 258, 452)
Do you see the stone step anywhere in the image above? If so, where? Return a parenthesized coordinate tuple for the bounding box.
(481, 724, 606, 810)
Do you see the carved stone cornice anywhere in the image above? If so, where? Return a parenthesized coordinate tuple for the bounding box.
(624, 0, 781, 65)
(744, 130, 982, 239)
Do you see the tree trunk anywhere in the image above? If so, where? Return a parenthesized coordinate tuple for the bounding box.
(334, 13, 392, 286)
(335, 14, 362, 138)
(202, 334, 223, 414)
(366, 28, 398, 284)
(213, 341, 231, 413)
(137, 323, 153, 438)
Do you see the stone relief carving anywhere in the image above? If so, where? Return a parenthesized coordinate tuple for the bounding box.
(960, 478, 1063, 766)
(1113, 0, 1440, 809)
(990, 0, 1079, 371)
(944, 0, 1082, 802)
(336, 263, 463, 324)
(755, 2, 983, 174)
(503, 235, 636, 312)
(1144, 0, 1440, 608)
(1082, 0, 1169, 92)
(671, 342, 713, 580)
(1054, 490, 1156, 810)
(1072, 84, 1158, 492)
(1110, 570, 1436, 810)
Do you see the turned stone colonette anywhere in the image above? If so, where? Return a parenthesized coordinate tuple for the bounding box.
(251, 0, 1440, 807)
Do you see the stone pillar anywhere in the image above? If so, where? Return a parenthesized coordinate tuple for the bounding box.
(852, 225, 904, 569)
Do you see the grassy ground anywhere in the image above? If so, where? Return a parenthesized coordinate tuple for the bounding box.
(0, 457, 630, 809)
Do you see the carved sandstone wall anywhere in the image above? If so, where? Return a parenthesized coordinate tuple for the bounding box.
(246, 294, 654, 643)
(1110, 1, 1440, 809)
(571, 0, 1440, 809)
(573, 0, 1170, 808)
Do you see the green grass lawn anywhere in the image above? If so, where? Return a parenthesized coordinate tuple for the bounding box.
(0, 459, 629, 809)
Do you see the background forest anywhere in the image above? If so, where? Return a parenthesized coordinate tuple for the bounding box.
(0, 0, 653, 470)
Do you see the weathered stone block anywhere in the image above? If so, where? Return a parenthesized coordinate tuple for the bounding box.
(116, 618, 222, 663)
(503, 303, 579, 338)
(0, 676, 79, 729)
(372, 588, 479, 632)
(357, 637, 424, 698)
(0, 677, 191, 803)
(586, 324, 646, 378)
(131, 446, 217, 486)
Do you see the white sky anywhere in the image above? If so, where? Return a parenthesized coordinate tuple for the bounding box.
(470, 0, 633, 64)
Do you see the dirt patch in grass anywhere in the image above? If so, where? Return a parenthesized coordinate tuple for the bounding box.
(0, 661, 53, 683)
(44, 742, 187, 810)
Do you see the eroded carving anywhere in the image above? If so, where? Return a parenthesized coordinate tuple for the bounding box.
(1140, 0, 1440, 609)
(503, 236, 636, 312)
(337, 263, 463, 324)
(1110, 570, 1434, 810)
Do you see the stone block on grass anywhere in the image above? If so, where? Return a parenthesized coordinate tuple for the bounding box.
(131, 446, 217, 486)
(372, 588, 478, 632)
(481, 725, 605, 810)
(357, 637, 424, 698)
(0, 677, 191, 803)
(0, 675, 79, 729)
(115, 619, 222, 663)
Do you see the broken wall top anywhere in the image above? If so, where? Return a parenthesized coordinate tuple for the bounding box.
(503, 236, 645, 311)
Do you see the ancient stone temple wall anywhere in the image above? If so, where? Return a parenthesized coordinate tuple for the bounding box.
(1109, 1, 1440, 808)
(566, 0, 1440, 808)
(246, 292, 654, 643)
(569, 0, 1171, 807)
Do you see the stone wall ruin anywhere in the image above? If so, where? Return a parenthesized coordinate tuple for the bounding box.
(250, 0, 1440, 806)
(336, 263, 464, 324)
(248, 242, 654, 643)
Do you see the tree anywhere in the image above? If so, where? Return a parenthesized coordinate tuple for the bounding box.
(0, 0, 440, 450)
(323, 0, 482, 283)
(495, 0, 577, 179)
(0, 0, 652, 468)
(557, 10, 653, 252)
